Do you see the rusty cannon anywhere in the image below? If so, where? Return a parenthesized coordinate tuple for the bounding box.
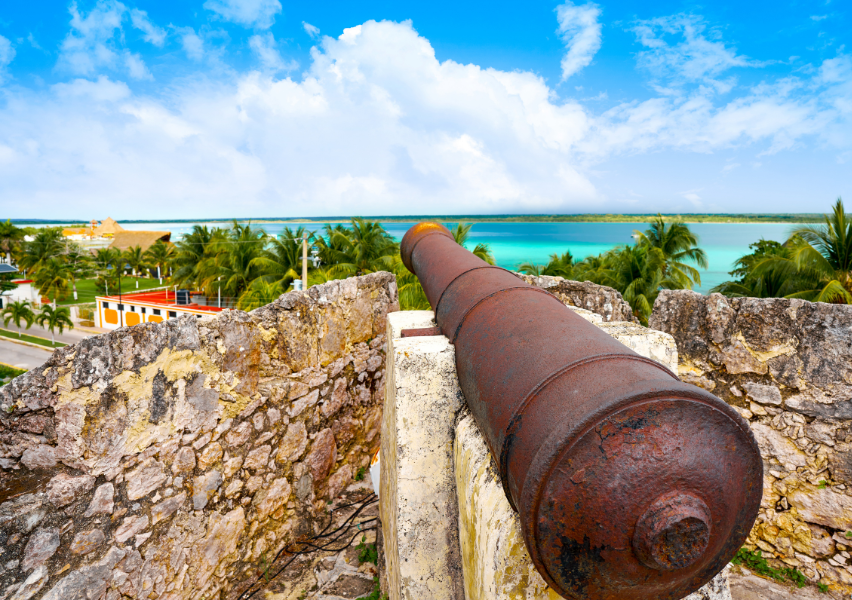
(399, 223, 762, 600)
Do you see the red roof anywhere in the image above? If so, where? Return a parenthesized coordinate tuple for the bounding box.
(13, 279, 33, 284)
(97, 290, 226, 313)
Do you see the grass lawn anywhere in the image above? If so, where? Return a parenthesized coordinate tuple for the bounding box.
(57, 277, 168, 305)
(0, 327, 67, 349)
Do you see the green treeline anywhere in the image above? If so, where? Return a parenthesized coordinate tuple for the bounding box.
(1, 197, 847, 329)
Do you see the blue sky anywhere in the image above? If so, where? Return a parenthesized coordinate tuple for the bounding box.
(0, 0, 849, 219)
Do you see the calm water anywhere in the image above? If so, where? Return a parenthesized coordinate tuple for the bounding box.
(104, 220, 801, 293)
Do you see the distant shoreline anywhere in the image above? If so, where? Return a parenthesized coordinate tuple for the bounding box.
(13, 213, 823, 226)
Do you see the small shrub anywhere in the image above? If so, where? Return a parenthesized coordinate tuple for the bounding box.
(732, 548, 807, 588)
(818, 480, 828, 489)
(0, 365, 26, 379)
(356, 536, 378, 565)
(818, 582, 829, 593)
(355, 466, 366, 481)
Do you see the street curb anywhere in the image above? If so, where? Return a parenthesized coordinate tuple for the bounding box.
(0, 334, 61, 353)
(0, 360, 29, 372)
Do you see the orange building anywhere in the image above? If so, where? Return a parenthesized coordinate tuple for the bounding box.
(94, 290, 226, 330)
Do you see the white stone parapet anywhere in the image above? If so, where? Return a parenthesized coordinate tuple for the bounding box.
(380, 309, 732, 600)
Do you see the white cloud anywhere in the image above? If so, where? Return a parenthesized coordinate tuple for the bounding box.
(811, 15, 828, 21)
(176, 27, 204, 61)
(555, 1, 602, 80)
(249, 33, 297, 72)
(203, 0, 282, 29)
(57, 0, 125, 76)
(0, 35, 15, 81)
(631, 14, 759, 92)
(52, 75, 131, 102)
(130, 8, 166, 46)
(683, 191, 702, 205)
(303, 22, 320, 39)
(0, 20, 849, 218)
(124, 51, 153, 80)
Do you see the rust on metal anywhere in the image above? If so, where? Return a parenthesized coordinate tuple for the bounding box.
(400, 326, 443, 338)
(400, 222, 763, 600)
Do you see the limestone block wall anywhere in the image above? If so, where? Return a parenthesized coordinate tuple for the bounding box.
(650, 290, 852, 595)
(0, 273, 398, 600)
(516, 275, 639, 323)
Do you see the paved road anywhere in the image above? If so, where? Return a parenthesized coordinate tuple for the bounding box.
(0, 338, 54, 370)
(2, 322, 106, 345)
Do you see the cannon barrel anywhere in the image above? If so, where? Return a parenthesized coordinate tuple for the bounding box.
(400, 223, 762, 600)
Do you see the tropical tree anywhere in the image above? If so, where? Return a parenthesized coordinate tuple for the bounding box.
(713, 199, 852, 303)
(144, 240, 175, 281)
(198, 222, 266, 298)
(711, 240, 796, 298)
(237, 279, 285, 311)
(519, 251, 576, 278)
(19, 228, 64, 275)
(2, 301, 35, 338)
(390, 254, 430, 310)
(634, 215, 708, 289)
(173, 225, 219, 290)
(607, 245, 675, 325)
(0, 220, 24, 264)
(327, 218, 397, 277)
(92, 248, 121, 295)
(450, 222, 495, 264)
(123, 246, 149, 278)
(251, 227, 307, 290)
(33, 257, 72, 304)
(35, 304, 74, 345)
(63, 244, 93, 301)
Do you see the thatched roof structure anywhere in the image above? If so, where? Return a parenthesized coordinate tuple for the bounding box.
(93, 217, 125, 236)
(108, 231, 171, 252)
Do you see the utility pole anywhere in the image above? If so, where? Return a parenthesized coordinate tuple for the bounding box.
(302, 232, 308, 290)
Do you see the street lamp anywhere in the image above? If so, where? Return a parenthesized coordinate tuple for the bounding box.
(310, 247, 321, 269)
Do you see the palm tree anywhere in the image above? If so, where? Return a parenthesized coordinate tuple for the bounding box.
(449, 222, 495, 264)
(0, 220, 24, 264)
(390, 254, 430, 310)
(33, 257, 72, 305)
(711, 240, 797, 298)
(19, 229, 64, 276)
(251, 227, 306, 290)
(63, 244, 93, 301)
(608, 245, 674, 325)
(173, 225, 218, 290)
(784, 197, 852, 302)
(35, 305, 73, 345)
(92, 248, 121, 295)
(144, 241, 175, 282)
(519, 251, 575, 278)
(634, 215, 708, 289)
(237, 279, 285, 311)
(2, 301, 35, 338)
(327, 219, 397, 277)
(123, 246, 149, 278)
(199, 222, 266, 298)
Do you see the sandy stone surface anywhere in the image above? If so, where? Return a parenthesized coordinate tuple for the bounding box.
(0, 273, 397, 600)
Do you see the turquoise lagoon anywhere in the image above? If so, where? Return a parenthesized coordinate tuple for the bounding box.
(118, 221, 801, 294)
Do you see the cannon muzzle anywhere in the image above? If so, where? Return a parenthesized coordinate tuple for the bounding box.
(400, 223, 762, 600)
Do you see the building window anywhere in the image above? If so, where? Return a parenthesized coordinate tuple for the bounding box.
(168, 311, 176, 318)
(153, 309, 161, 316)
(141, 307, 146, 314)
(129, 305, 135, 312)
(102, 301, 109, 309)
(117, 304, 124, 311)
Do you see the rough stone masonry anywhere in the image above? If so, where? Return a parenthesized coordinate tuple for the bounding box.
(0, 272, 398, 600)
(651, 290, 852, 597)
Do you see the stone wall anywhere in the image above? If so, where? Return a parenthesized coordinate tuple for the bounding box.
(651, 290, 852, 596)
(0, 273, 398, 600)
(516, 275, 638, 323)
